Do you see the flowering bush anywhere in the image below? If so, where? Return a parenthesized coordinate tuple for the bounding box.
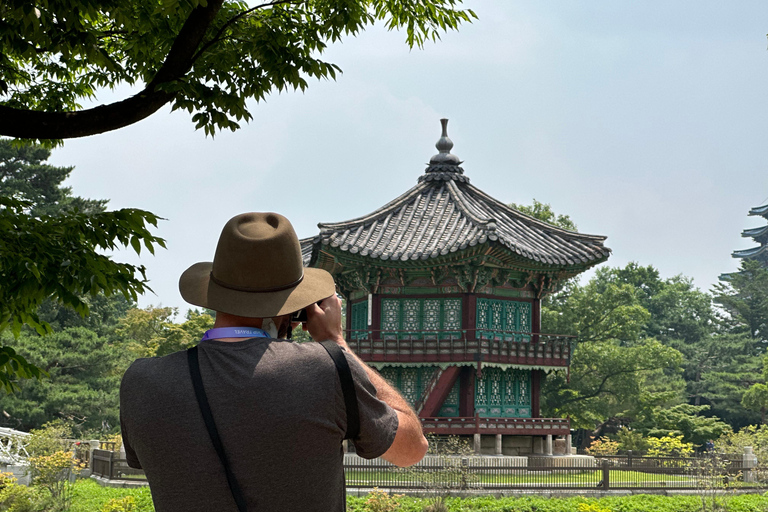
(585, 437, 619, 456)
(646, 434, 693, 458)
(101, 495, 136, 512)
(363, 488, 403, 512)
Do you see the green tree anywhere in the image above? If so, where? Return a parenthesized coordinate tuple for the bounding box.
(0, 328, 124, 434)
(644, 404, 731, 446)
(0, 0, 475, 141)
(116, 306, 214, 358)
(0, 139, 106, 215)
(714, 259, 768, 345)
(742, 355, 768, 424)
(509, 199, 577, 231)
(0, 140, 165, 390)
(541, 264, 690, 441)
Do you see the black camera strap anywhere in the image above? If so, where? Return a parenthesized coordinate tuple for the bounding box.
(319, 340, 360, 440)
(187, 346, 248, 512)
(187, 341, 360, 512)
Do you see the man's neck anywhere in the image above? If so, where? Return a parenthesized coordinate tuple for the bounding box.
(211, 313, 265, 342)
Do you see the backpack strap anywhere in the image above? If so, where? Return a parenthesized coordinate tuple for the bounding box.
(187, 346, 248, 512)
(319, 341, 360, 440)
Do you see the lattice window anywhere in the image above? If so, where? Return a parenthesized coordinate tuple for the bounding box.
(490, 301, 504, 332)
(476, 300, 488, 333)
(379, 367, 397, 385)
(381, 299, 400, 337)
(518, 302, 532, 343)
(475, 368, 532, 418)
(475, 374, 487, 406)
(443, 299, 462, 329)
(379, 298, 462, 340)
(516, 370, 531, 406)
(476, 299, 532, 340)
(350, 300, 368, 340)
(488, 368, 502, 406)
(400, 368, 419, 405)
(422, 299, 441, 331)
(503, 369, 515, 405)
(402, 299, 421, 332)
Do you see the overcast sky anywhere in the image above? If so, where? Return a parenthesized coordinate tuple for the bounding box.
(49, 0, 768, 316)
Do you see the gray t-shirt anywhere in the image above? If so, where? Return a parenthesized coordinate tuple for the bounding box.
(119, 338, 398, 512)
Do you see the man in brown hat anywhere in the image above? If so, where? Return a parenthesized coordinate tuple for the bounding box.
(119, 212, 428, 512)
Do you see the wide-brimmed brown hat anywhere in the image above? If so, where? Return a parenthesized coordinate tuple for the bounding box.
(179, 212, 335, 318)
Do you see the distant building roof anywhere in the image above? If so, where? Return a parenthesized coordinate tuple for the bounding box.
(730, 201, 768, 267)
(303, 120, 610, 271)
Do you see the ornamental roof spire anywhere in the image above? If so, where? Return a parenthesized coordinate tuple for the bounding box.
(421, 118, 468, 183)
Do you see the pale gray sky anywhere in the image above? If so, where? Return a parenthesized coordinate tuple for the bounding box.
(49, 0, 768, 315)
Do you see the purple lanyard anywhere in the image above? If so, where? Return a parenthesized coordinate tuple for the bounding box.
(200, 327, 270, 341)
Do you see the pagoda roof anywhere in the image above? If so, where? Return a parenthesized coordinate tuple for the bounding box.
(749, 204, 768, 218)
(733, 244, 768, 260)
(303, 120, 610, 269)
(742, 225, 768, 244)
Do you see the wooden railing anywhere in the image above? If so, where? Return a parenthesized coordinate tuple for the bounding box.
(419, 416, 571, 435)
(91, 449, 146, 480)
(346, 330, 574, 366)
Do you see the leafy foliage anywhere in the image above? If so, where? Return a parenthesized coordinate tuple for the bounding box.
(509, 199, 578, 231)
(0, 138, 106, 215)
(584, 437, 619, 456)
(116, 306, 213, 358)
(0, 196, 165, 338)
(0, 329, 123, 434)
(716, 424, 768, 462)
(644, 404, 731, 446)
(0, 0, 476, 141)
(645, 434, 694, 458)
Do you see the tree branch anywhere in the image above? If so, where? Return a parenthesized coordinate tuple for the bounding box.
(0, 0, 225, 140)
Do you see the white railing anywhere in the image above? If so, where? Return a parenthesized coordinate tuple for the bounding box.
(0, 427, 30, 464)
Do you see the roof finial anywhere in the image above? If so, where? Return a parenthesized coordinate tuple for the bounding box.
(423, 119, 465, 182)
(436, 118, 453, 154)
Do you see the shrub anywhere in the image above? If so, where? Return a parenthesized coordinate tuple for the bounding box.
(616, 427, 649, 455)
(101, 495, 136, 512)
(0, 472, 46, 512)
(363, 488, 403, 512)
(585, 437, 619, 456)
(646, 434, 693, 457)
(578, 501, 611, 512)
(717, 424, 768, 462)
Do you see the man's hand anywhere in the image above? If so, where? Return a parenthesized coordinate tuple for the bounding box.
(305, 295, 345, 345)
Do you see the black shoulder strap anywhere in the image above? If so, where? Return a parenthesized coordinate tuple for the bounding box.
(319, 341, 360, 440)
(187, 346, 248, 512)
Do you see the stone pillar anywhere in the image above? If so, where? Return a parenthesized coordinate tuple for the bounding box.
(495, 434, 503, 455)
(744, 446, 758, 483)
(566, 434, 573, 455)
(473, 434, 481, 454)
(545, 435, 553, 456)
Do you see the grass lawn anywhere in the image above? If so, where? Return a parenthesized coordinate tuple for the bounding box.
(69, 478, 768, 511)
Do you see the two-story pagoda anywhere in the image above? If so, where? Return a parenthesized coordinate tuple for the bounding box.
(302, 120, 610, 455)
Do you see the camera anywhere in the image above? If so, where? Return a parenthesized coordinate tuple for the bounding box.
(292, 308, 309, 323)
(291, 296, 335, 323)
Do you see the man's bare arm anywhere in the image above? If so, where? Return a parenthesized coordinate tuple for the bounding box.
(304, 295, 429, 467)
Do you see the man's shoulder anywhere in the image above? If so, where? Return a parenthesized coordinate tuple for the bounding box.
(121, 351, 188, 387)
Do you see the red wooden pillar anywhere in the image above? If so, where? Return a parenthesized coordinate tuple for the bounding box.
(531, 370, 541, 418)
(459, 366, 475, 417)
(465, 294, 477, 341)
